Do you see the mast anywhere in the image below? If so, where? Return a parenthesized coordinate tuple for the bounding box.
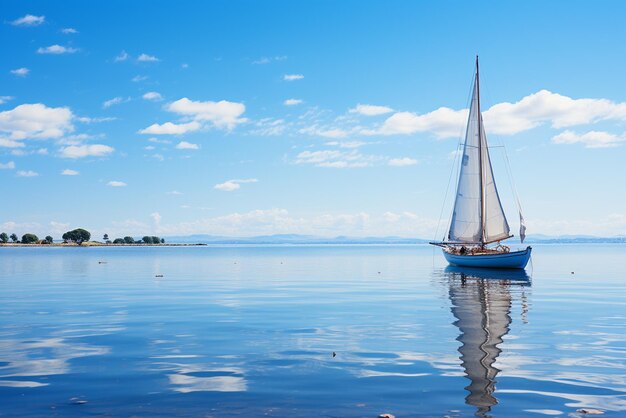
(476, 55, 485, 246)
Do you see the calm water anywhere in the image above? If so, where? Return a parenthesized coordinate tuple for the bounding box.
(0, 245, 625, 417)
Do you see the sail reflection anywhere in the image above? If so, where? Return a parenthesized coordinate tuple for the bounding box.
(444, 266, 530, 417)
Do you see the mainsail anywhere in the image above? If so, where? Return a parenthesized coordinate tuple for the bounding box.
(448, 59, 510, 244)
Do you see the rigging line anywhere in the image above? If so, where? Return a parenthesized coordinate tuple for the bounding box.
(502, 145, 524, 215)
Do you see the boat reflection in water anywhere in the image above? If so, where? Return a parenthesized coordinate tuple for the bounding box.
(444, 266, 530, 417)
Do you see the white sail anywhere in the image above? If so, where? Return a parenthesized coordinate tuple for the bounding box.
(448, 64, 510, 244)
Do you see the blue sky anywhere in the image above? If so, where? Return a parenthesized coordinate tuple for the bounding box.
(2, 1, 626, 239)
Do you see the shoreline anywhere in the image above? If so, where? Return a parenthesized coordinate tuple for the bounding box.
(0, 242, 207, 247)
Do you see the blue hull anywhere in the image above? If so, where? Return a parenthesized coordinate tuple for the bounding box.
(443, 246, 532, 269)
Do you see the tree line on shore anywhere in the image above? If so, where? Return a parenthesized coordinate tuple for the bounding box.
(0, 228, 165, 245)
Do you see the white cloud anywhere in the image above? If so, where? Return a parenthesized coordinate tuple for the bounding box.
(16, 170, 38, 177)
(137, 53, 159, 62)
(376, 89, 626, 139)
(143, 208, 437, 238)
(299, 125, 349, 139)
(107, 181, 127, 187)
(139, 121, 201, 135)
(61, 169, 79, 175)
(131, 75, 147, 82)
(175, 141, 199, 150)
(10, 67, 29, 77)
(167, 98, 247, 130)
(0, 103, 73, 140)
(59, 144, 114, 158)
(102, 96, 129, 109)
(252, 56, 287, 64)
(0, 96, 14, 105)
(0, 138, 25, 148)
(295, 150, 381, 168)
(151, 212, 162, 229)
(376, 107, 468, 138)
(252, 118, 287, 136)
(0, 161, 15, 169)
(76, 116, 116, 123)
(284, 99, 303, 106)
(37, 45, 78, 54)
(181, 63, 189, 69)
(388, 157, 418, 167)
(148, 137, 171, 144)
(115, 51, 129, 62)
(283, 74, 304, 81)
(11, 14, 45, 26)
(61, 28, 78, 34)
(214, 178, 258, 192)
(552, 130, 626, 148)
(325, 140, 367, 148)
(144, 145, 155, 150)
(349, 104, 394, 116)
(167, 190, 183, 195)
(142, 91, 163, 101)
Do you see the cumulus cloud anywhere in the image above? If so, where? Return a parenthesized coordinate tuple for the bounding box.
(214, 178, 258, 192)
(167, 98, 246, 129)
(132, 75, 147, 82)
(11, 14, 45, 26)
(175, 141, 199, 150)
(552, 130, 626, 148)
(37, 45, 78, 54)
(284, 99, 303, 106)
(0, 103, 73, 141)
(107, 181, 127, 187)
(350, 104, 394, 116)
(0, 96, 13, 105)
(388, 157, 418, 167)
(142, 91, 163, 101)
(251, 118, 287, 136)
(375, 89, 626, 139)
(140, 121, 201, 135)
(141, 98, 247, 134)
(137, 53, 159, 62)
(283, 74, 304, 81)
(115, 51, 129, 62)
(61, 28, 78, 34)
(16, 170, 38, 177)
(59, 144, 114, 158)
(10, 67, 29, 77)
(102, 97, 129, 109)
(0, 161, 15, 169)
(61, 169, 79, 175)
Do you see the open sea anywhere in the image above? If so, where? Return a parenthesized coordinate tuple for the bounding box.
(0, 244, 625, 417)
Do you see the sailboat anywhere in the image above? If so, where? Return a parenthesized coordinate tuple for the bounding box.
(430, 57, 532, 269)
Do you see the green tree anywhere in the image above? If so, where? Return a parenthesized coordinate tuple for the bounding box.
(21, 233, 39, 244)
(160, 238, 165, 244)
(0, 232, 8, 243)
(123, 236, 134, 244)
(151, 236, 160, 244)
(45, 236, 53, 244)
(142, 236, 152, 244)
(62, 228, 91, 245)
(113, 238, 125, 244)
(10, 233, 18, 243)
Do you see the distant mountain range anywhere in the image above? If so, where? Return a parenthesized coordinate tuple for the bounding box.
(162, 233, 626, 245)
